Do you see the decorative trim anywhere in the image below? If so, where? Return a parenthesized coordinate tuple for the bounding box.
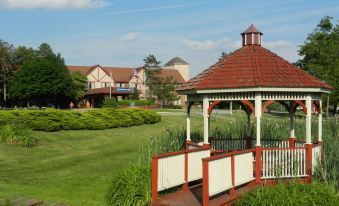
(241, 100, 255, 114)
(262, 100, 275, 113)
(295, 100, 307, 114)
(208, 100, 221, 115)
(195, 87, 331, 94)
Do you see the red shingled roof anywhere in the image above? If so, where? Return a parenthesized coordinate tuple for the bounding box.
(177, 45, 332, 91)
(241, 24, 263, 34)
(155, 69, 185, 83)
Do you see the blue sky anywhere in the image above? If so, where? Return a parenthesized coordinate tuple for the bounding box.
(0, 0, 338, 77)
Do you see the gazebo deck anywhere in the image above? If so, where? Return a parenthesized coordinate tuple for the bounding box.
(154, 182, 259, 206)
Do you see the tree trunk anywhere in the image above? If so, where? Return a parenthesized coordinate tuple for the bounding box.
(3, 81, 6, 106)
(326, 95, 329, 118)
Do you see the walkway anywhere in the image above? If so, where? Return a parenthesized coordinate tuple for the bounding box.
(154, 181, 259, 206)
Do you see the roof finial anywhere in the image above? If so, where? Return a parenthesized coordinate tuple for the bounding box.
(241, 24, 263, 46)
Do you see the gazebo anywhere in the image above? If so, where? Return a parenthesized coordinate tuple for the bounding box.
(151, 25, 332, 206)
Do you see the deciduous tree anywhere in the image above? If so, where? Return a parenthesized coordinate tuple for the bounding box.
(297, 16, 339, 115)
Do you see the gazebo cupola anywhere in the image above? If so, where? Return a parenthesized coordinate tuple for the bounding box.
(241, 24, 263, 46)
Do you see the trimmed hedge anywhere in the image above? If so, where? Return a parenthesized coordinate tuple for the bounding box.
(0, 109, 161, 132)
(118, 100, 155, 106)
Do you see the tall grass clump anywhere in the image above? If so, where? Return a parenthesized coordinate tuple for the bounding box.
(0, 123, 37, 147)
(233, 181, 339, 206)
(106, 165, 151, 206)
(314, 118, 339, 190)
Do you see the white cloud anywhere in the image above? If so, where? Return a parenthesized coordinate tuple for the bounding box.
(0, 0, 109, 9)
(183, 39, 216, 50)
(183, 37, 241, 51)
(263, 40, 294, 49)
(121, 32, 140, 41)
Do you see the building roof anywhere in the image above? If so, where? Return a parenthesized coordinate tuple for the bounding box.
(164, 57, 189, 66)
(177, 44, 332, 92)
(67, 65, 186, 83)
(67, 65, 96, 75)
(102, 67, 134, 83)
(155, 69, 186, 83)
(241, 24, 263, 35)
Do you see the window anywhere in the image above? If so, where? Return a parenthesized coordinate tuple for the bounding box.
(88, 82, 96, 89)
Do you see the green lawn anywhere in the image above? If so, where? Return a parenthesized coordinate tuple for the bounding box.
(0, 110, 304, 205)
(0, 112, 229, 206)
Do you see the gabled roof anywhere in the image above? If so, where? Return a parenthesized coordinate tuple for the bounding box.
(67, 65, 97, 75)
(164, 57, 189, 66)
(155, 69, 185, 83)
(177, 45, 332, 92)
(102, 67, 134, 83)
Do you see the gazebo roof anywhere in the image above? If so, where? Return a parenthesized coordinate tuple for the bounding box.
(177, 26, 332, 94)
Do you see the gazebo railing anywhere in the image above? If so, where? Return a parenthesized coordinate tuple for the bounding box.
(151, 146, 211, 202)
(262, 147, 307, 179)
(210, 138, 294, 151)
(202, 149, 255, 206)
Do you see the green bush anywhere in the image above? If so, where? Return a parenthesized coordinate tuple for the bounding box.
(107, 165, 151, 206)
(171, 105, 182, 109)
(102, 97, 117, 108)
(233, 181, 339, 206)
(0, 108, 161, 132)
(118, 100, 155, 106)
(0, 123, 37, 147)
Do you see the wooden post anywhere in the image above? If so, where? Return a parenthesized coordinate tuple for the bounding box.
(255, 93, 262, 183)
(151, 158, 158, 204)
(318, 100, 323, 142)
(305, 95, 313, 181)
(289, 105, 296, 148)
(230, 155, 236, 195)
(202, 160, 209, 206)
(183, 151, 189, 191)
(255, 146, 262, 183)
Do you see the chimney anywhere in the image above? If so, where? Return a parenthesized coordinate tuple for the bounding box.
(241, 24, 263, 46)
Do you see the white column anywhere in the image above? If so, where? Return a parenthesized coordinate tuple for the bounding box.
(255, 93, 262, 146)
(290, 110, 295, 138)
(203, 96, 209, 144)
(318, 100, 322, 142)
(306, 95, 312, 144)
(186, 111, 191, 141)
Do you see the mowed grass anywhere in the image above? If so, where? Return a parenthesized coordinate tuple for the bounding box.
(0, 109, 313, 205)
(0, 111, 224, 206)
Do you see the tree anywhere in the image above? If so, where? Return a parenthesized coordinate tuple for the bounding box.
(219, 51, 232, 60)
(296, 16, 339, 115)
(9, 43, 72, 107)
(151, 77, 178, 108)
(0, 40, 16, 106)
(69, 71, 87, 102)
(143, 54, 162, 99)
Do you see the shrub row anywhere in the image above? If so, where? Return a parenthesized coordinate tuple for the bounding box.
(118, 100, 155, 106)
(0, 109, 161, 132)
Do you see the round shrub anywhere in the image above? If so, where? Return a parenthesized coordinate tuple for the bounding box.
(107, 165, 151, 206)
